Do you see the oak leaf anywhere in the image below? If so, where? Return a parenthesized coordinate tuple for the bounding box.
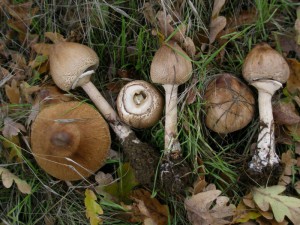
(252, 185, 300, 224)
(2, 117, 26, 138)
(131, 189, 169, 225)
(84, 189, 103, 225)
(184, 186, 235, 225)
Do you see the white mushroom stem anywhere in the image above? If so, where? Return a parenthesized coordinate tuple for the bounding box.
(163, 84, 181, 156)
(249, 79, 282, 172)
(81, 81, 133, 142)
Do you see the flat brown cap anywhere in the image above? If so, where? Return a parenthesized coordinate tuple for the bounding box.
(31, 101, 111, 181)
(49, 42, 99, 91)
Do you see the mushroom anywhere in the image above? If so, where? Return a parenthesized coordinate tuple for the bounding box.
(242, 43, 290, 172)
(204, 73, 255, 134)
(116, 80, 164, 129)
(150, 41, 192, 191)
(49, 41, 159, 185)
(31, 101, 111, 181)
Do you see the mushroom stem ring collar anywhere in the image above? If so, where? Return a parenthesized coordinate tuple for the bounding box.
(72, 70, 95, 89)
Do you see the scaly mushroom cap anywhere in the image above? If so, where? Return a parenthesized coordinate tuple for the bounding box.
(31, 101, 111, 181)
(242, 43, 290, 83)
(204, 74, 255, 134)
(49, 42, 99, 91)
(150, 41, 192, 85)
(116, 80, 164, 128)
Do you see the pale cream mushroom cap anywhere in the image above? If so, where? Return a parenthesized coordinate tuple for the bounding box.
(49, 42, 99, 91)
(150, 41, 192, 85)
(242, 43, 290, 83)
(116, 80, 164, 128)
(31, 101, 111, 181)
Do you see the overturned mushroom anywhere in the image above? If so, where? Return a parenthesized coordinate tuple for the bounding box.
(150, 41, 192, 192)
(204, 73, 255, 134)
(242, 43, 290, 172)
(49, 41, 159, 185)
(116, 80, 164, 129)
(31, 101, 111, 181)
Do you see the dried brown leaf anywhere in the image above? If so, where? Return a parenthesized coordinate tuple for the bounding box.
(5, 79, 20, 104)
(185, 186, 235, 225)
(294, 181, 300, 194)
(131, 189, 169, 225)
(232, 201, 261, 223)
(142, 2, 156, 26)
(285, 123, 300, 142)
(209, 16, 227, 44)
(0, 167, 31, 194)
(32, 43, 53, 56)
(278, 34, 300, 59)
(19, 82, 40, 103)
(2, 117, 26, 138)
(257, 217, 289, 225)
(0, 66, 10, 79)
(286, 58, 300, 95)
(45, 32, 66, 43)
(296, 143, 300, 155)
(281, 150, 297, 176)
(193, 178, 207, 195)
(273, 100, 300, 125)
(211, 0, 226, 19)
(183, 37, 196, 58)
(243, 193, 256, 209)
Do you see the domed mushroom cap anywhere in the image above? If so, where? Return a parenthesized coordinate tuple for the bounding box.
(242, 43, 290, 83)
(204, 74, 255, 134)
(150, 41, 192, 85)
(31, 101, 111, 181)
(49, 42, 99, 91)
(116, 80, 164, 128)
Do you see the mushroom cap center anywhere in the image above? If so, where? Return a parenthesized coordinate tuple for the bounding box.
(124, 85, 153, 115)
(48, 123, 81, 157)
(133, 91, 147, 105)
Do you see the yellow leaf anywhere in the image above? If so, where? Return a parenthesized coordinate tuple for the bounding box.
(234, 201, 261, 223)
(84, 189, 103, 225)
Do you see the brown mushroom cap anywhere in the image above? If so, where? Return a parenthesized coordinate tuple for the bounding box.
(150, 41, 192, 85)
(204, 74, 255, 134)
(116, 80, 164, 128)
(31, 101, 111, 181)
(242, 43, 290, 83)
(49, 42, 99, 91)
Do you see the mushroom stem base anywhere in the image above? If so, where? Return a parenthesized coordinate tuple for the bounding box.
(160, 156, 192, 193)
(122, 132, 160, 186)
